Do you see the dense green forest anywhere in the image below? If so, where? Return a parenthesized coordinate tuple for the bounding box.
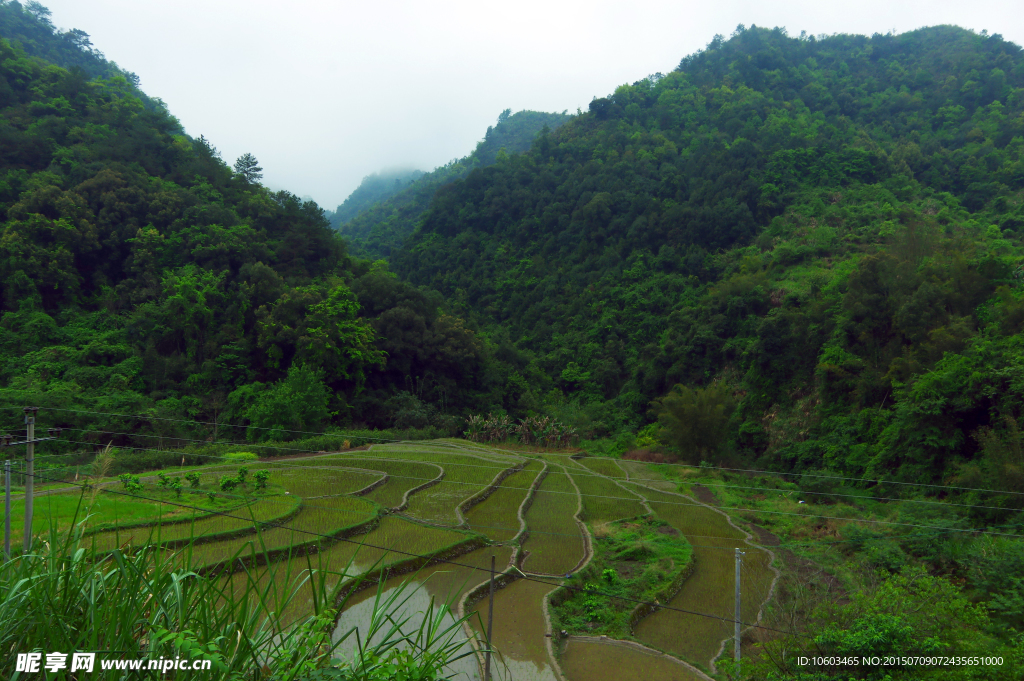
(0, 11, 518, 442)
(4, 8, 1024, 505)
(338, 108, 571, 259)
(329, 167, 424, 227)
(382, 25, 1024, 499)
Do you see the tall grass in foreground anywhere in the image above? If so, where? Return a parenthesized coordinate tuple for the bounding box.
(0, 496, 478, 680)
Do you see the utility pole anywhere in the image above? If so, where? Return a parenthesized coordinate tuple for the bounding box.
(484, 554, 496, 680)
(4, 459, 10, 561)
(735, 547, 745, 665)
(0, 409, 59, 555)
(23, 407, 36, 553)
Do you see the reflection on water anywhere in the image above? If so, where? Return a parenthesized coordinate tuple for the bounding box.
(467, 578, 561, 681)
(333, 583, 479, 680)
(333, 546, 514, 681)
(561, 639, 706, 681)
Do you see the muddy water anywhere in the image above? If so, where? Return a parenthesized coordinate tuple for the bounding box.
(332, 546, 514, 681)
(465, 461, 543, 542)
(560, 639, 706, 681)
(467, 578, 562, 681)
(628, 483, 774, 668)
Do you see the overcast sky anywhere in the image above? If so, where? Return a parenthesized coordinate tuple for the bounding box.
(39, 0, 1024, 211)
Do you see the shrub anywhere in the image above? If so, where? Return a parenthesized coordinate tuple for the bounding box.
(253, 470, 270, 491)
(219, 476, 239, 492)
(223, 451, 259, 463)
(185, 471, 201, 488)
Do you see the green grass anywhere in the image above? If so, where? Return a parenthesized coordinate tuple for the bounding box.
(82, 493, 302, 552)
(220, 516, 472, 625)
(356, 445, 521, 525)
(185, 495, 379, 568)
(551, 516, 692, 638)
(266, 464, 384, 498)
(566, 462, 646, 525)
(316, 455, 444, 509)
(578, 456, 626, 479)
(521, 465, 586, 575)
(625, 482, 774, 667)
(465, 460, 544, 541)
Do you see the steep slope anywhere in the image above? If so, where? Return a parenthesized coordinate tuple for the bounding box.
(330, 167, 424, 227)
(392, 26, 1024, 487)
(0, 13, 489, 442)
(339, 108, 571, 259)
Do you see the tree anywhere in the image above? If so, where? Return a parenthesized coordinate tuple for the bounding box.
(233, 153, 263, 183)
(650, 383, 735, 463)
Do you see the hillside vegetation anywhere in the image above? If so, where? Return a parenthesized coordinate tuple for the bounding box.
(386, 25, 1024, 497)
(338, 108, 571, 259)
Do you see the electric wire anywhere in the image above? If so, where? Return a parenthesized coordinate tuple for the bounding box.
(8, 404, 1024, 498)
(21, 468, 795, 635)
(13, 436, 1024, 541)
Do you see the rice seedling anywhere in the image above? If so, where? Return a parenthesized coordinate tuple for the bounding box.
(465, 461, 544, 542)
(270, 466, 384, 498)
(521, 466, 586, 575)
(186, 495, 379, 568)
(567, 465, 646, 525)
(625, 483, 775, 667)
(0, 510, 476, 681)
(578, 456, 626, 479)
(466, 577, 562, 681)
(219, 516, 472, 626)
(82, 493, 302, 552)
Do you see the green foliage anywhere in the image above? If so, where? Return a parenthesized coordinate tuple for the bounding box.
(651, 383, 734, 463)
(336, 109, 572, 258)
(223, 451, 258, 462)
(552, 517, 692, 638)
(229, 365, 332, 441)
(185, 471, 201, 488)
(755, 567, 1023, 679)
(252, 469, 270, 490)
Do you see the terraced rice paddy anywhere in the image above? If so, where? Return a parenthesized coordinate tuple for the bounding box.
(220, 515, 473, 626)
(560, 639, 706, 681)
(465, 461, 544, 542)
(467, 578, 562, 681)
(333, 545, 516, 681)
(576, 456, 626, 479)
(186, 495, 378, 567)
(83, 493, 302, 552)
(318, 456, 443, 509)
(269, 465, 384, 497)
(626, 483, 775, 667)
(520, 465, 586, 576)
(565, 463, 646, 525)
(366, 448, 524, 525)
(50, 441, 778, 679)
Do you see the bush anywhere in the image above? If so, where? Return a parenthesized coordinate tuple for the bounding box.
(223, 451, 259, 462)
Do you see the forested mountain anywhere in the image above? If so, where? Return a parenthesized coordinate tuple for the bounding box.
(0, 11, 505, 440)
(330, 167, 424, 228)
(0, 0, 160, 111)
(388, 25, 1024, 494)
(338, 108, 571, 258)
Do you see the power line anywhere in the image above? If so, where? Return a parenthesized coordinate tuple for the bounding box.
(28, 436, 1024, 540)
(23, 468, 794, 635)
(16, 405, 1024, 498)
(14, 448, 1023, 563)
(43, 427, 1024, 516)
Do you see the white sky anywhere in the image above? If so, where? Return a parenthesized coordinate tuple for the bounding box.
(39, 0, 1024, 210)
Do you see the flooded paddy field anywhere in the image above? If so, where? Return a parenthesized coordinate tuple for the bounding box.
(520, 465, 586, 575)
(64, 442, 777, 679)
(465, 460, 544, 541)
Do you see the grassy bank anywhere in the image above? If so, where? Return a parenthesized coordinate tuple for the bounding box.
(550, 517, 693, 639)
